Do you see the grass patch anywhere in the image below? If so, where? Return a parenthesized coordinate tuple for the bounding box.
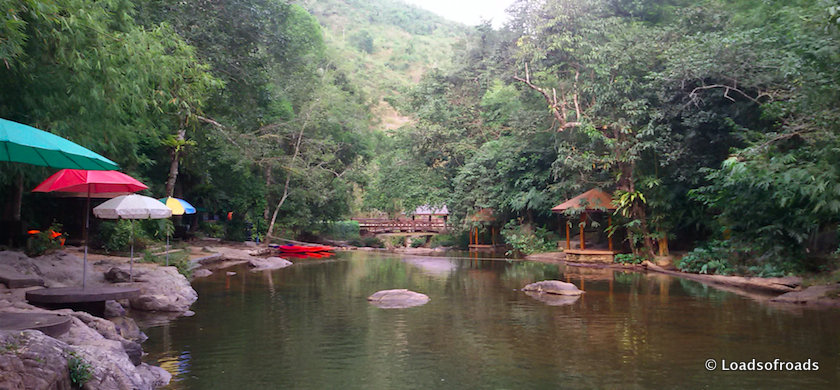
(140, 249, 193, 279)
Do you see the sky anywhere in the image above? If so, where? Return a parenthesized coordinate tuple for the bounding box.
(403, 0, 515, 27)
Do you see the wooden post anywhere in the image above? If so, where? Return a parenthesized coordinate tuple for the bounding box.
(565, 219, 571, 250)
(608, 215, 613, 252)
(491, 226, 496, 246)
(580, 213, 586, 250)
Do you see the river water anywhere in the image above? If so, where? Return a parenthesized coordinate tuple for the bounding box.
(142, 251, 840, 389)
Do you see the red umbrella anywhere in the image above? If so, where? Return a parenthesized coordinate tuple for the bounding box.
(33, 169, 148, 287)
(33, 169, 147, 194)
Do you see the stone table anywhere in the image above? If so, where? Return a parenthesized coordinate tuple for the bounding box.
(25, 286, 140, 317)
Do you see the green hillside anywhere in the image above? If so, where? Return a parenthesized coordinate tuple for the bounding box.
(298, 0, 469, 130)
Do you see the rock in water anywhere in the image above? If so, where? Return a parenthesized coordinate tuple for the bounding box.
(524, 291, 581, 306)
(522, 280, 584, 296)
(247, 257, 293, 272)
(128, 265, 198, 313)
(367, 289, 430, 309)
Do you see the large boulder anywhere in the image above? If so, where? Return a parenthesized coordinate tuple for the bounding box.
(522, 280, 584, 296)
(58, 313, 168, 389)
(0, 309, 171, 390)
(367, 289, 430, 309)
(126, 264, 198, 313)
(0, 330, 73, 389)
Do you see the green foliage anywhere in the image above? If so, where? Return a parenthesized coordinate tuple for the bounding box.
(500, 221, 558, 256)
(429, 232, 466, 249)
(140, 250, 193, 279)
(614, 253, 648, 265)
(199, 222, 225, 239)
(25, 222, 65, 257)
(349, 30, 375, 54)
(676, 241, 735, 275)
(67, 351, 92, 388)
(410, 237, 427, 248)
(348, 236, 384, 248)
(96, 220, 151, 253)
(323, 221, 361, 240)
(224, 218, 249, 242)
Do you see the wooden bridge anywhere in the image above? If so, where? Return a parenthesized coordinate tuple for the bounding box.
(354, 218, 447, 235)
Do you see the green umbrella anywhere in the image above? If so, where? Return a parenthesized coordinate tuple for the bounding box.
(0, 118, 118, 170)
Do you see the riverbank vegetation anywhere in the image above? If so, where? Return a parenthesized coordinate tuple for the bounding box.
(2, 0, 839, 278)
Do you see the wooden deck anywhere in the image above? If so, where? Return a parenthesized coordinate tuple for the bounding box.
(26, 286, 140, 317)
(355, 218, 446, 235)
(564, 249, 620, 264)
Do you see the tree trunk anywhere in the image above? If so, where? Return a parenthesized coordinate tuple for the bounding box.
(266, 111, 310, 241)
(263, 164, 272, 222)
(165, 129, 187, 198)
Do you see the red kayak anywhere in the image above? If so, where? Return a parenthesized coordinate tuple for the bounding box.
(273, 244, 334, 253)
(278, 251, 334, 259)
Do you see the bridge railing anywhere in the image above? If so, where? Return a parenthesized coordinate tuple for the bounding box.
(353, 218, 447, 234)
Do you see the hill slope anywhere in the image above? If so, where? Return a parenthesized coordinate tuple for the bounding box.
(297, 0, 469, 130)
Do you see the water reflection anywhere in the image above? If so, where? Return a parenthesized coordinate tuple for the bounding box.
(142, 252, 840, 389)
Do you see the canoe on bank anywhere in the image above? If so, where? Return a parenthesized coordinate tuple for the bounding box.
(269, 244, 334, 253)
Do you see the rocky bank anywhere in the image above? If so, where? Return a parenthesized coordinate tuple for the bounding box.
(0, 249, 198, 389)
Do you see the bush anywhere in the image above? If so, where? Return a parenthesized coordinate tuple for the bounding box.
(349, 236, 384, 248)
(25, 222, 66, 257)
(430, 232, 468, 249)
(501, 222, 558, 255)
(224, 218, 248, 242)
(96, 220, 153, 253)
(614, 253, 648, 265)
(323, 220, 360, 240)
(67, 351, 92, 387)
(410, 237, 427, 248)
(199, 222, 224, 238)
(676, 239, 814, 277)
(676, 240, 734, 275)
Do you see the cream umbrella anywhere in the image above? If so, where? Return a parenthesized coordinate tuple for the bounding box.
(93, 194, 172, 281)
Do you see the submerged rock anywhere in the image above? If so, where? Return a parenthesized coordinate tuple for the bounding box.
(192, 269, 213, 278)
(367, 289, 430, 309)
(247, 257, 293, 272)
(522, 280, 584, 296)
(524, 291, 581, 306)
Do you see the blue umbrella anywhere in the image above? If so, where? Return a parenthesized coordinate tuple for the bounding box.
(159, 197, 197, 266)
(159, 197, 196, 215)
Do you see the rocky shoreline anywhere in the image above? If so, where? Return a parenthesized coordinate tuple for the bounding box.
(0, 240, 297, 389)
(526, 251, 840, 308)
(0, 248, 199, 389)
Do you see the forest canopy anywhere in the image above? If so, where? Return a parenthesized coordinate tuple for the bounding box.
(2, 0, 839, 276)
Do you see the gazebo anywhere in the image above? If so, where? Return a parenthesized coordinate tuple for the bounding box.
(551, 188, 620, 263)
(467, 208, 504, 252)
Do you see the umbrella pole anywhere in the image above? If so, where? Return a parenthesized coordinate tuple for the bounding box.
(130, 219, 134, 282)
(166, 234, 170, 266)
(83, 188, 91, 289)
